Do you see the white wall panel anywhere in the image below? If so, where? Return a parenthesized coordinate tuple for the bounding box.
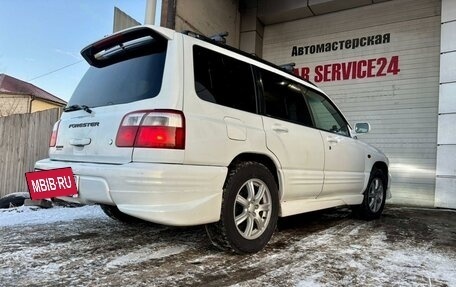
(263, 0, 439, 46)
(440, 52, 456, 83)
(436, 145, 456, 176)
(437, 114, 456, 144)
(442, 0, 456, 23)
(435, 177, 456, 208)
(441, 21, 456, 53)
(439, 83, 456, 113)
(436, 0, 456, 208)
(263, 0, 441, 207)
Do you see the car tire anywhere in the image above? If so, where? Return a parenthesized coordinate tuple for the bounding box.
(99, 204, 143, 223)
(354, 168, 387, 220)
(0, 192, 30, 209)
(205, 161, 279, 254)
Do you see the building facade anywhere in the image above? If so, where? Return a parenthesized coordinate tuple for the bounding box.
(0, 74, 66, 117)
(160, 0, 455, 209)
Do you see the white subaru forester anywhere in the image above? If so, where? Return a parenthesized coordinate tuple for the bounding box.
(35, 25, 391, 254)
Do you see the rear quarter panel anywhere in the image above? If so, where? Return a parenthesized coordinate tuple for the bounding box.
(181, 36, 279, 168)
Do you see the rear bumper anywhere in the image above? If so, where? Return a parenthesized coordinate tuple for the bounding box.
(35, 159, 227, 226)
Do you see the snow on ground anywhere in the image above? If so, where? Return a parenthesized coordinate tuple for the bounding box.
(106, 244, 189, 268)
(0, 205, 104, 227)
(234, 226, 456, 286)
(0, 206, 455, 286)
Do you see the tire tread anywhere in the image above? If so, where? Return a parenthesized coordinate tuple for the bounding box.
(353, 168, 386, 221)
(100, 204, 143, 223)
(206, 161, 277, 254)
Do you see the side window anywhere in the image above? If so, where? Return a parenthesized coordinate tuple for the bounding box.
(305, 90, 349, 136)
(193, 45, 256, 113)
(261, 69, 312, 126)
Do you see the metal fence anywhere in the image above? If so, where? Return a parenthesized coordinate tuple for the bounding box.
(0, 108, 61, 198)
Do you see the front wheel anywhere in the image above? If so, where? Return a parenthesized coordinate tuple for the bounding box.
(206, 161, 279, 254)
(354, 168, 387, 220)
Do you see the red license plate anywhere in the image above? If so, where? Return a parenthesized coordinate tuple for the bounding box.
(25, 168, 78, 200)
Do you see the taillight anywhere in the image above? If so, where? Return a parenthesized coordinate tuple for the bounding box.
(116, 110, 185, 149)
(49, 120, 60, 147)
(116, 112, 144, 147)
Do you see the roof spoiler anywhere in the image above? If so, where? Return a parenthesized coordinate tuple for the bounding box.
(81, 26, 167, 68)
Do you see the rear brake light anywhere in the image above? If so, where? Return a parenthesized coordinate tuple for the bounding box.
(49, 120, 61, 147)
(116, 110, 185, 149)
(93, 34, 124, 50)
(115, 112, 145, 147)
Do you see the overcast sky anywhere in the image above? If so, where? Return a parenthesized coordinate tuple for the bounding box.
(0, 0, 161, 102)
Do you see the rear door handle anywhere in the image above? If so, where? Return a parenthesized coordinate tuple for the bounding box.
(272, 125, 289, 133)
(327, 137, 341, 144)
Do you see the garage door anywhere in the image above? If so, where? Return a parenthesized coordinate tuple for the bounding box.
(262, 0, 441, 206)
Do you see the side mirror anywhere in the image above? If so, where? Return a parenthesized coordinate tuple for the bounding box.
(354, 122, 370, 134)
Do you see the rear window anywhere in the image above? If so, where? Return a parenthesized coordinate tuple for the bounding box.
(69, 37, 167, 108)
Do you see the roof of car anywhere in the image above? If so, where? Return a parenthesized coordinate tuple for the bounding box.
(0, 73, 67, 105)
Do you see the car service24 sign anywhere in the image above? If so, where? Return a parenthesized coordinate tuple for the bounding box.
(290, 33, 400, 83)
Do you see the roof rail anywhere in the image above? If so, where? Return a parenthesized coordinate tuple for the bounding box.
(182, 30, 229, 44)
(210, 32, 229, 44)
(279, 63, 296, 73)
(182, 30, 213, 42)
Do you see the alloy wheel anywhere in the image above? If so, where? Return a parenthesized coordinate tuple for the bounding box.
(368, 177, 384, 213)
(233, 179, 272, 240)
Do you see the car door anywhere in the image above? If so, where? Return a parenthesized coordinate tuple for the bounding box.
(305, 89, 366, 198)
(259, 68, 325, 201)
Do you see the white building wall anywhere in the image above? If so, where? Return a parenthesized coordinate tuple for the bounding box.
(263, 0, 441, 207)
(435, 0, 456, 208)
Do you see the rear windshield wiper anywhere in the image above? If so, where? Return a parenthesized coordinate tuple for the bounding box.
(63, 104, 92, 114)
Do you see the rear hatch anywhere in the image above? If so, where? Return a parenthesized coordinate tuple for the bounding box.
(50, 27, 169, 164)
